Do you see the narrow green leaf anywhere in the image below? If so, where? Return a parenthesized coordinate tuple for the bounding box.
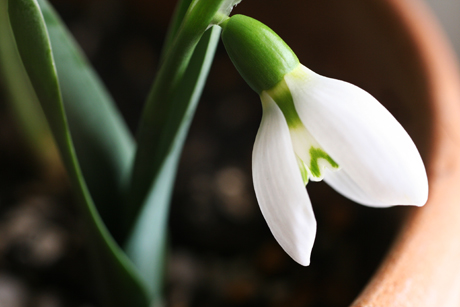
(159, 0, 193, 62)
(125, 27, 221, 299)
(0, 0, 57, 169)
(127, 0, 230, 237)
(37, 0, 135, 243)
(7, 0, 149, 306)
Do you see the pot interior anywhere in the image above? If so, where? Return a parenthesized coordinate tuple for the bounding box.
(172, 0, 434, 305)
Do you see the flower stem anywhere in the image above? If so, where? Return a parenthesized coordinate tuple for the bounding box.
(126, 0, 232, 238)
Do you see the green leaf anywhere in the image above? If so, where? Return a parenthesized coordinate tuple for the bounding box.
(0, 0, 57, 170)
(7, 0, 149, 306)
(123, 0, 231, 299)
(159, 0, 193, 62)
(127, 0, 230, 238)
(125, 26, 221, 299)
(37, 0, 134, 243)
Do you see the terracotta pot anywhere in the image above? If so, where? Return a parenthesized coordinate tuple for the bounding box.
(235, 0, 460, 305)
(349, 0, 460, 306)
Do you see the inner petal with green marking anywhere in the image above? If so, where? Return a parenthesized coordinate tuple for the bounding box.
(288, 123, 339, 184)
(265, 78, 339, 184)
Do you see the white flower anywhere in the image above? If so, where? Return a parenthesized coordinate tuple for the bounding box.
(219, 13, 428, 266)
(252, 64, 428, 266)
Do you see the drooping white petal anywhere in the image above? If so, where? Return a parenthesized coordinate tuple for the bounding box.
(253, 92, 316, 265)
(285, 65, 428, 207)
(323, 168, 388, 207)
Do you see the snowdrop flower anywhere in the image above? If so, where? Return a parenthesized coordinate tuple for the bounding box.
(220, 15, 428, 265)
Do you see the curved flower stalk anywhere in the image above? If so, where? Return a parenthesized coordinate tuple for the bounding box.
(221, 15, 428, 265)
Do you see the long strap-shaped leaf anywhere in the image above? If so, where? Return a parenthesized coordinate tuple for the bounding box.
(125, 26, 221, 299)
(0, 0, 56, 169)
(36, 0, 135, 243)
(127, 0, 232, 225)
(8, 0, 149, 306)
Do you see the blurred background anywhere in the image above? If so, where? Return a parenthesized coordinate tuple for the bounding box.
(424, 0, 460, 57)
(0, 0, 457, 306)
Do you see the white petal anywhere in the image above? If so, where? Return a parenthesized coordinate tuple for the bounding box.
(324, 169, 388, 207)
(285, 65, 428, 207)
(253, 92, 316, 265)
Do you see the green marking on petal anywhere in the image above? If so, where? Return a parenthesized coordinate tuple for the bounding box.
(309, 147, 339, 178)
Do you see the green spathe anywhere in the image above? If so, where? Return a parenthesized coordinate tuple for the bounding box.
(221, 14, 299, 94)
